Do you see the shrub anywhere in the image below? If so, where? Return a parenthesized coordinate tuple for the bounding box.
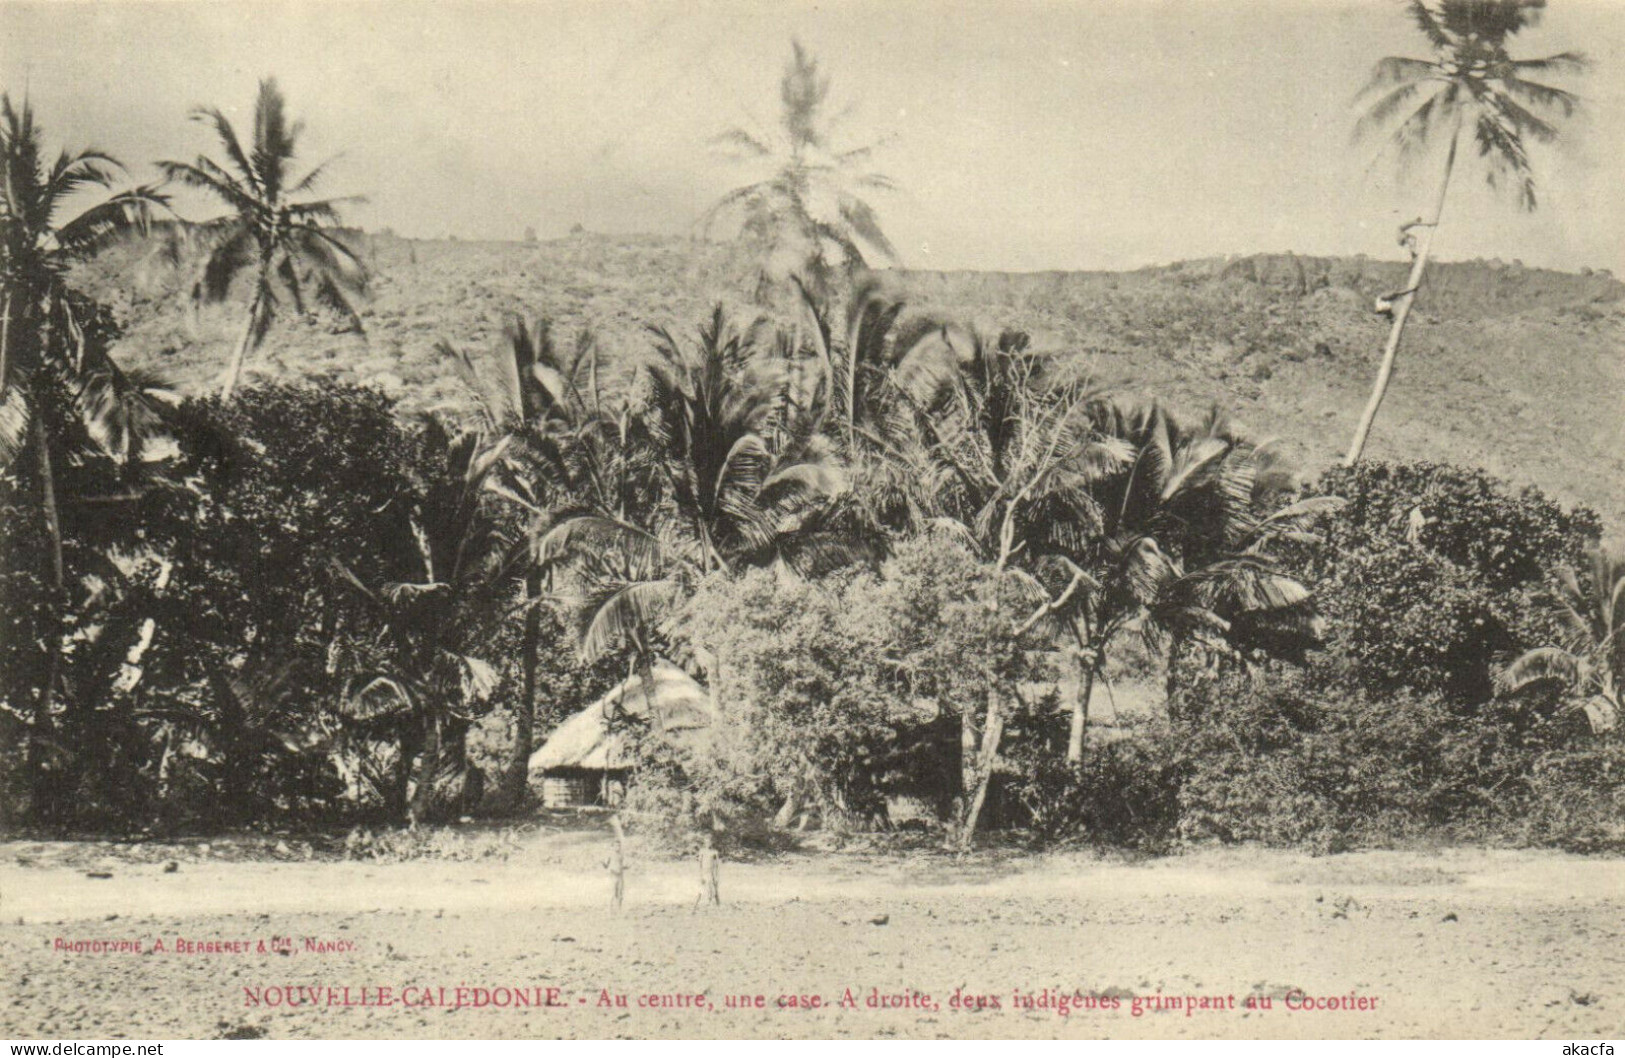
(1299, 461, 1603, 705)
(1511, 741, 1625, 854)
(618, 727, 783, 856)
(1313, 461, 1600, 590)
(1173, 659, 1615, 852)
(673, 536, 1019, 834)
(1004, 723, 1181, 849)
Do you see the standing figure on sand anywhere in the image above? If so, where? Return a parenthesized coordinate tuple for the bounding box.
(695, 829, 721, 909)
(605, 815, 628, 912)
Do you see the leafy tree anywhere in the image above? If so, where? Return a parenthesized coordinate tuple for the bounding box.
(1299, 460, 1601, 704)
(160, 78, 367, 400)
(678, 567, 915, 830)
(135, 383, 425, 823)
(1345, 0, 1588, 463)
(706, 41, 898, 305)
(1314, 460, 1600, 588)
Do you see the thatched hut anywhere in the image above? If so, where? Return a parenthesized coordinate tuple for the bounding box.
(527, 660, 713, 807)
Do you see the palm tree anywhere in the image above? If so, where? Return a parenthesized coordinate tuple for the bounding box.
(793, 276, 962, 454)
(705, 41, 898, 305)
(160, 78, 367, 401)
(1345, 0, 1587, 464)
(896, 328, 1128, 844)
(329, 421, 511, 823)
(0, 93, 169, 816)
(1497, 546, 1623, 734)
(1, 93, 169, 467)
(643, 305, 846, 576)
(440, 315, 610, 806)
(1055, 402, 1331, 756)
(533, 306, 849, 728)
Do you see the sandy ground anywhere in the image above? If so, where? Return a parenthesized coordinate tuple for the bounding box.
(2, 834, 1622, 1040)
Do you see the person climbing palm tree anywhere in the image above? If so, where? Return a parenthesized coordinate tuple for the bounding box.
(1344, 0, 1588, 464)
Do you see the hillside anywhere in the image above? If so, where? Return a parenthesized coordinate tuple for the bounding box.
(73, 234, 1625, 529)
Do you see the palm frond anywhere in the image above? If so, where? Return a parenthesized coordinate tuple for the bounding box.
(536, 512, 661, 568)
(338, 674, 416, 721)
(1407, 0, 1452, 51)
(578, 577, 679, 661)
(47, 185, 168, 262)
(156, 158, 259, 216)
(1501, 75, 1581, 119)
(1510, 50, 1588, 75)
(1496, 645, 1581, 694)
(0, 386, 31, 473)
(189, 106, 260, 191)
(712, 128, 772, 158)
(1354, 79, 1430, 143)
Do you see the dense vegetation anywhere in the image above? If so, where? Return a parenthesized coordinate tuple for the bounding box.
(3, 7, 1620, 855)
(4, 274, 1619, 849)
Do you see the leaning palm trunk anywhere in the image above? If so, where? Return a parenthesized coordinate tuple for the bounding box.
(1345, 126, 1460, 465)
(220, 282, 266, 402)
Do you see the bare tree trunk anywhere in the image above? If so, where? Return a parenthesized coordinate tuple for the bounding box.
(1068, 633, 1110, 763)
(408, 716, 441, 825)
(1067, 660, 1095, 765)
(958, 687, 1005, 852)
(959, 701, 977, 797)
(0, 291, 14, 396)
(220, 287, 263, 402)
(504, 570, 542, 809)
(1345, 127, 1460, 465)
(25, 402, 67, 821)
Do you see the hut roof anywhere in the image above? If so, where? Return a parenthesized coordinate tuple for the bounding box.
(528, 660, 712, 773)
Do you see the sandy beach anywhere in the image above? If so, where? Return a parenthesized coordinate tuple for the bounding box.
(4, 834, 1621, 1040)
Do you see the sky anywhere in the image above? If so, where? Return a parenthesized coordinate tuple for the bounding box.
(2, 0, 1622, 275)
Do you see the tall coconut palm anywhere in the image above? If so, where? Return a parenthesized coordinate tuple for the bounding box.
(1497, 546, 1624, 734)
(1, 93, 168, 461)
(705, 40, 898, 306)
(1, 93, 169, 815)
(440, 315, 610, 806)
(1345, 0, 1587, 464)
(159, 78, 367, 401)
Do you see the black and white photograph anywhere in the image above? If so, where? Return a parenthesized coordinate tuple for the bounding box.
(1, 0, 1622, 1043)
